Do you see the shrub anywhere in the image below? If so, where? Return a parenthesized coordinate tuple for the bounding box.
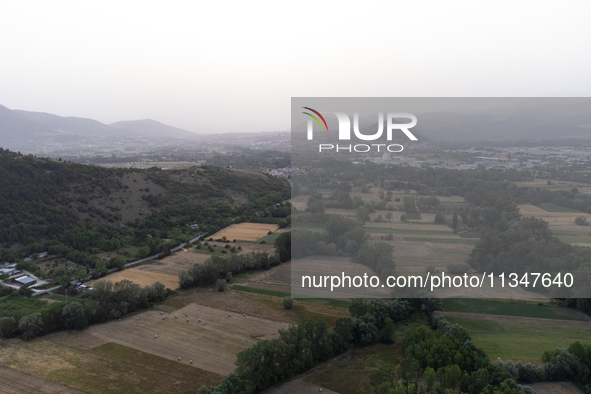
(380, 318, 395, 344)
(283, 296, 294, 310)
(216, 279, 227, 292)
(18, 313, 44, 341)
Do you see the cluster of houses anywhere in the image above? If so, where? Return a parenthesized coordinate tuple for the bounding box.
(0, 263, 36, 287)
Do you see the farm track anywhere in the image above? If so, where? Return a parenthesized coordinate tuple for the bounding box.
(0, 365, 84, 394)
(436, 311, 591, 326)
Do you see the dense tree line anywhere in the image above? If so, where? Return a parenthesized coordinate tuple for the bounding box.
(0, 279, 169, 340)
(178, 252, 282, 289)
(196, 298, 412, 393)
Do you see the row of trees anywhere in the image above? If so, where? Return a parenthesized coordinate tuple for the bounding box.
(178, 252, 282, 289)
(197, 298, 412, 393)
(0, 280, 169, 340)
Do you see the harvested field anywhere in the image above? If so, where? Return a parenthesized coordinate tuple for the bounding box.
(518, 204, 590, 235)
(528, 382, 584, 394)
(163, 287, 349, 326)
(0, 339, 222, 394)
(90, 268, 179, 289)
(136, 250, 210, 276)
(242, 260, 291, 293)
(437, 311, 591, 326)
(366, 239, 472, 275)
(289, 195, 309, 211)
(266, 378, 338, 394)
(0, 365, 83, 394)
(209, 223, 279, 241)
(84, 303, 290, 375)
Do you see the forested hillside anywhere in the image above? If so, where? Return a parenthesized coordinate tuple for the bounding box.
(0, 148, 290, 265)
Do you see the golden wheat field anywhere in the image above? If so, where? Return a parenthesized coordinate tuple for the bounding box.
(209, 223, 279, 241)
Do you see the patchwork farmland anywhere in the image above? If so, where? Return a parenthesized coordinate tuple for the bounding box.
(84, 303, 290, 375)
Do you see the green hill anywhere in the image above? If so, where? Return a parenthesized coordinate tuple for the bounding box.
(0, 148, 290, 267)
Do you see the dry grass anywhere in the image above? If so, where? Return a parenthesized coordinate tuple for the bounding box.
(0, 365, 83, 394)
(84, 304, 290, 375)
(519, 204, 590, 236)
(241, 260, 292, 293)
(136, 250, 211, 276)
(164, 287, 349, 326)
(89, 268, 179, 289)
(0, 338, 222, 394)
(289, 195, 309, 211)
(209, 223, 279, 241)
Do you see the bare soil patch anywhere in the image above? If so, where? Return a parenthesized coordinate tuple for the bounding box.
(210, 223, 279, 241)
(0, 365, 83, 394)
(89, 268, 179, 289)
(85, 304, 291, 375)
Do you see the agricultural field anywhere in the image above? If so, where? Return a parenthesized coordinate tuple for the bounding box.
(0, 338, 222, 394)
(365, 237, 473, 276)
(513, 179, 591, 194)
(163, 285, 349, 326)
(556, 235, 591, 247)
(0, 365, 84, 394)
(445, 317, 591, 362)
(89, 268, 179, 289)
(289, 195, 309, 211)
(537, 203, 579, 213)
(240, 260, 291, 293)
(518, 204, 591, 236)
(291, 255, 390, 298)
(135, 249, 211, 276)
(528, 382, 584, 394)
(83, 304, 290, 375)
(442, 298, 590, 321)
(209, 223, 279, 242)
(267, 378, 338, 394)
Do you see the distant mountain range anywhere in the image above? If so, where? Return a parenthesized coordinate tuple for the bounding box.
(0, 105, 199, 151)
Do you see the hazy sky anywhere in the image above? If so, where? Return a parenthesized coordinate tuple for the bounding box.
(1, 1, 590, 134)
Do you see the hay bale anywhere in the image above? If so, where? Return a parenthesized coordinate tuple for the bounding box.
(155, 335, 157, 338)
